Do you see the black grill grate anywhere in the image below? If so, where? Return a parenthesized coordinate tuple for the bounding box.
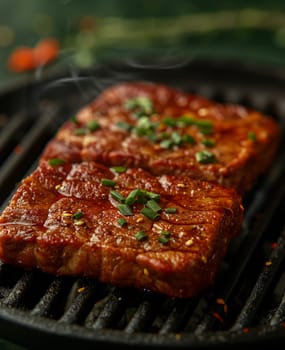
(0, 59, 285, 349)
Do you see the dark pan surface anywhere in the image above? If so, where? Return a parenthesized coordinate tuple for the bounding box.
(0, 58, 285, 349)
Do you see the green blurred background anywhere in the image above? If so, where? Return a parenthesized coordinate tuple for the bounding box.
(1, 0, 285, 89)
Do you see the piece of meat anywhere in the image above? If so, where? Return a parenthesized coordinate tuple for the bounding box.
(41, 81, 280, 193)
(0, 160, 243, 298)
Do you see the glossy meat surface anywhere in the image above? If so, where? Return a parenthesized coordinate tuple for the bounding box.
(0, 80, 280, 298)
(0, 161, 243, 298)
(42, 81, 280, 193)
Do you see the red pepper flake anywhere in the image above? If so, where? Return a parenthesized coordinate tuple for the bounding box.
(271, 242, 278, 249)
(14, 145, 24, 154)
(212, 312, 224, 323)
(281, 322, 285, 328)
(243, 327, 250, 333)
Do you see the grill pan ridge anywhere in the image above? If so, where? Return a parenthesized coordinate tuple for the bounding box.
(0, 58, 285, 349)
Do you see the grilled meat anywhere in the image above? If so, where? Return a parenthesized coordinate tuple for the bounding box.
(41, 81, 280, 193)
(0, 80, 280, 298)
(0, 160, 243, 298)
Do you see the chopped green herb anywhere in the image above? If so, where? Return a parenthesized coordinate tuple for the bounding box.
(133, 117, 158, 139)
(178, 116, 213, 134)
(141, 207, 160, 220)
(116, 121, 133, 131)
(48, 158, 66, 166)
(201, 139, 215, 147)
(101, 178, 116, 187)
(146, 199, 161, 212)
(110, 166, 127, 173)
(158, 232, 171, 244)
(159, 130, 196, 149)
(195, 150, 217, 164)
(125, 189, 140, 206)
(181, 134, 195, 145)
(158, 132, 171, 140)
(74, 128, 87, 135)
(136, 189, 160, 204)
(248, 131, 257, 141)
(171, 132, 182, 145)
(124, 98, 139, 110)
(146, 132, 158, 142)
(177, 115, 196, 126)
(71, 116, 78, 124)
(135, 116, 154, 129)
(160, 139, 174, 149)
(158, 236, 169, 244)
(146, 191, 161, 202)
(198, 123, 213, 135)
(124, 96, 154, 116)
(117, 204, 133, 216)
(110, 190, 125, 203)
(86, 120, 100, 132)
(73, 210, 83, 220)
(161, 230, 172, 237)
(117, 217, 128, 227)
(164, 207, 177, 214)
(163, 117, 177, 126)
(135, 230, 148, 241)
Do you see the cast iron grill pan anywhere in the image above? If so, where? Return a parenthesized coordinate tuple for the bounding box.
(0, 58, 285, 349)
